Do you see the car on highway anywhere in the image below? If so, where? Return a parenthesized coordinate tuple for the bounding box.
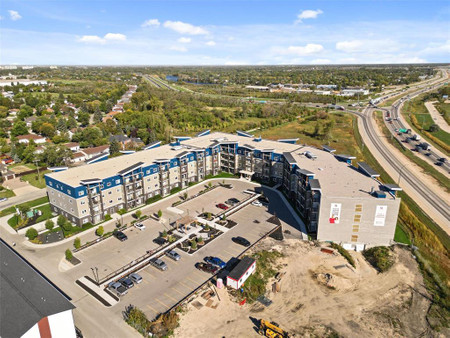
(216, 203, 229, 210)
(107, 282, 128, 297)
(129, 273, 143, 284)
(204, 256, 226, 269)
(150, 258, 168, 271)
(0, 197, 7, 202)
(195, 262, 218, 274)
(226, 198, 240, 206)
(232, 236, 251, 247)
(251, 200, 262, 207)
(166, 250, 181, 261)
(118, 276, 134, 289)
(114, 230, 128, 241)
(134, 222, 146, 231)
(438, 157, 447, 163)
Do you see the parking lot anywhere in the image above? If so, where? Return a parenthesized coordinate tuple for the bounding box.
(70, 179, 304, 322)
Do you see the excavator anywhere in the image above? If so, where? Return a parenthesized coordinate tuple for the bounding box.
(258, 319, 289, 338)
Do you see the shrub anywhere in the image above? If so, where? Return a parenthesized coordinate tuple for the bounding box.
(62, 221, 72, 231)
(157, 209, 162, 218)
(168, 235, 177, 243)
(363, 246, 394, 272)
(208, 182, 212, 188)
(57, 215, 67, 227)
(117, 209, 126, 215)
(135, 210, 142, 219)
(65, 249, 73, 261)
(96, 226, 104, 237)
(190, 240, 197, 250)
(206, 212, 212, 220)
(73, 237, 81, 249)
(162, 230, 168, 238)
(146, 195, 162, 205)
(25, 227, 38, 240)
(45, 219, 55, 231)
(104, 214, 112, 221)
(330, 243, 356, 268)
(204, 224, 210, 231)
(197, 236, 204, 244)
(183, 192, 188, 200)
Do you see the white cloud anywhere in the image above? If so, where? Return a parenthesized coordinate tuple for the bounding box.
(8, 10, 22, 21)
(281, 44, 324, 56)
(296, 9, 322, 23)
(104, 33, 126, 41)
(205, 40, 216, 46)
(178, 37, 191, 43)
(310, 58, 331, 65)
(78, 33, 126, 44)
(335, 39, 398, 53)
(170, 46, 188, 52)
(142, 19, 160, 28)
(163, 21, 208, 35)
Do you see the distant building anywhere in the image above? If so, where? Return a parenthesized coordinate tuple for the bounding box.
(0, 239, 77, 338)
(63, 142, 80, 152)
(341, 88, 369, 96)
(25, 116, 38, 128)
(16, 134, 47, 144)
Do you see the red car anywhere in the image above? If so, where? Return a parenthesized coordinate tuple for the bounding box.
(216, 203, 229, 210)
(195, 262, 218, 274)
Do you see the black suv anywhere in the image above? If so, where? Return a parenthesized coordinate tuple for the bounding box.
(232, 236, 251, 247)
(114, 231, 128, 241)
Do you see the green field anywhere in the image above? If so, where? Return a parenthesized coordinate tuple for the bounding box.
(0, 196, 49, 217)
(20, 170, 50, 189)
(7, 204, 53, 229)
(435, 102, 450, 125)
(0, 188, 15, 199)
(394, 224, 411, 245)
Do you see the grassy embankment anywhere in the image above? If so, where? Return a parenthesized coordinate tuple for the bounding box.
(435, 102, 450, 125)
(374, 111, 450, 193)
(402, 94, 450, 156)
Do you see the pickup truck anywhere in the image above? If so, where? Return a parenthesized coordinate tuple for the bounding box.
(108, 282, 128, 297)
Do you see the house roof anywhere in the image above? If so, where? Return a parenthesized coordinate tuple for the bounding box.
(63, 142, 79, 148)
(81, 145, 109, 155)
(227, 256, 255, 281)
(16, 134, 45, 141)
(0, 239, 75, 338)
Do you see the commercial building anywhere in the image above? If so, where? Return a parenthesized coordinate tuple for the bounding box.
(45, 131, 401, 248)
(0, 239, 76, 338)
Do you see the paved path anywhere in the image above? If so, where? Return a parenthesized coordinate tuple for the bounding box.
(425, 101, 450, 133)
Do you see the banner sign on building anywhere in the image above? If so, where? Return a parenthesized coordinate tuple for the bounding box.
(374, 205, 388, 226)
(329, 203, 341, 224)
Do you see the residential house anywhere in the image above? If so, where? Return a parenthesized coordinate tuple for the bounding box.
(16, 134, 47, 144)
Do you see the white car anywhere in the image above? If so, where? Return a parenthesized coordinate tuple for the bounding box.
(134, 222, 146, 230)
(0, 197, 7, 202)
(251, 200, 262, 207)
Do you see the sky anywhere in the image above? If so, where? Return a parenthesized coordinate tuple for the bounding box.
(0, 0, 449, 65)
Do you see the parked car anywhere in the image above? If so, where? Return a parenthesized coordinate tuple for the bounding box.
(118, 276, 134, 289)
(153, 237, 167, 245)
(150, 258, 167, 271)
(134, 222, 146, 230)
(232, 236, 251, 247)
(129, 272, 143, 284)
(107, 281, 128, 296)
(114, 231, 128, 241)
(226, 198, 240, 206)
(166, 250, 181, 261)
(0, 197, 7, 202)
(251, 200, 262, 207)
(216, 203, 229, 210)
(204, 256, 226, 269)
(195, 262, 218, 274)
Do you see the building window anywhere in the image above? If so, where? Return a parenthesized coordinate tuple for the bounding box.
(67, 190, 71, 195)
(354, 215, 361, 223)
(83, 218, 88, 224)
(78, 191, 84, 196)
(118, 197, 122, 201)
(81, 201, 85, 205)
(355, 204, 363, 212)
(49, 181, 53, 186)
(116, 179, 120, 184)
(69, 199, 72, 203)
(107, 182, 111, 187)
(109, 200, 113, 203)
(109, 191, 112, 195)
(351, 235, 358, 242)
(352, 225, 359, 232)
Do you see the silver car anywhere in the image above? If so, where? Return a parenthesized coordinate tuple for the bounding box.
(129, 272, 143, 284)
(166, 250, 181, 261)
(150, 258, 167, 271)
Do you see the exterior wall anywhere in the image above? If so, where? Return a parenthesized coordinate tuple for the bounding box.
(22, 323, 40, 338)
(317, 195, 401, 247)
(48, 309, 77, 338)
(227, 261, 256, 289)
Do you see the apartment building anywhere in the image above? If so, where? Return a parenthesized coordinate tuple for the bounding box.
(45, 131, 401, 248)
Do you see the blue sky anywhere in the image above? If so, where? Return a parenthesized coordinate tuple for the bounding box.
(1, 0, 449, 65)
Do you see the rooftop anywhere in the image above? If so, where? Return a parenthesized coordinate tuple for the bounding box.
(0, 239, 75, 338)
(228, 256, 256, 281)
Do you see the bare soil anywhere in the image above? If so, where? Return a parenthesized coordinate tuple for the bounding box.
(174, 238, 448, 338)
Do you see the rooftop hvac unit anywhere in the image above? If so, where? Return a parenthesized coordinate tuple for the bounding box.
(305, 151, 317, 159)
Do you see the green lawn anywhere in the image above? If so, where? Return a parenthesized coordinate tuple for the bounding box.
(0, 188, 15, 199)
(394, 224, 411, 245)
(7, 203, 53, 229)
(435, 102, 450, 125)
(8, 163, 37, 170)
(0, 196, 49, 217)
(20, 170, 50, 189)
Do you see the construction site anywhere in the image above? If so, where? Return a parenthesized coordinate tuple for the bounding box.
(172, 238, 443, 338)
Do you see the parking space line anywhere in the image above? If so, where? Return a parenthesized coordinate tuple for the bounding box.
(171, 287, 184, 296)
(186, 276, 200, 286)
(191, 270, 206, 278)
(179, 281, 194, 290)
(146, 304, 159, 314)
(223, 249, 237, 257)
(141, 270, 157, 279)
(155, 298, 170, 309)
(164, 293, 178, 302)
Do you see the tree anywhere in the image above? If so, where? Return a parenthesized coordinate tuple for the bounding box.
(26, 228, 38, 240)
(73, 237, 81, 249)
(45, 219, 54, 231)
(190, 240, 197, 250)
(110, 139, 120, 155)
(18, 204, 31, 216)
(67, 116, 77, 129)
(162, 229, 168, 238)
(93, 111, 103, 124)
(157, 209, 162, 218)
(57, 215, 67, 227)
(65, 249, 73, 261)
(429, 124, 440, 132)
(135, 210, 142, 219)
(11, 121, 28, 137)
(62, 221, 72, 232)
(56, 118, 67, 133)
(78, 111, 90, 126)
(96, 226, 104, 237)
(39, 122, 56, 138)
